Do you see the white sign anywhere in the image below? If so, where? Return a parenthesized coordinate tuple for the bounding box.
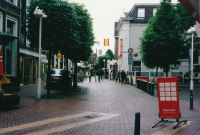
(128, 54, 133, 65)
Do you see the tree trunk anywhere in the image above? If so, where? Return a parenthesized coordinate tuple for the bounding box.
(156, 67, 158, 77)
(165, 66, 169, 77)
(47, 50, 52, 95)
(65, 55, 70, 92)
(73, 57, 78, 89)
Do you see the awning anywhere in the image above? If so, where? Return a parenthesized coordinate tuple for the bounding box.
(0, 32, 21, 45)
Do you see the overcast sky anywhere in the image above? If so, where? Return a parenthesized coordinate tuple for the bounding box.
(69, 0, 179, 57)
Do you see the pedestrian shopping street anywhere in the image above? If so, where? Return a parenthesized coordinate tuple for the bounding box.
(0, 77, 200, 135)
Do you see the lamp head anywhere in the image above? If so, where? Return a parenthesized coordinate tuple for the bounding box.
(34, 6, 47, 18)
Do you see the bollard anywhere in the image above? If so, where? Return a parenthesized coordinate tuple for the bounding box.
(138, 80, 141, 89)
(126, 76, 129, 84)
(137, 79, 139, 88)
(134, 112, 140, 135)
(148, 82, 151, 94)
(151, 82, 154, 96)
(144, 81, 147, 92)
(142, 80, 144, 91)
(131, 77, 133, 85)
(140, 80, 143, 91)
(143, 81, 146, 92)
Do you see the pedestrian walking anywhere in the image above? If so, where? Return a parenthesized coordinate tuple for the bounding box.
(121, 69, 126, 85)
(88, 69, 91, 82)
(97, 69, 101, 82)
(117, 69, 121, 83)
(100, 70, 104, 80)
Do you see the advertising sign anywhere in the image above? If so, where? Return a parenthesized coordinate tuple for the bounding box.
(56, 54, 62, 59)
(157, 77, 180, 118)
(120, 39, 123, 57)
(99, 50, 102, 55)
(0, 45, 3, 76)
(136, 77, 149, 83)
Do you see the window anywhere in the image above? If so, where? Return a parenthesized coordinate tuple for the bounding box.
(5, 43, 12, 74)
(7, 0, 17, 6)
(0, 12, 2, 32)
(6, 15, 17, 36)
(8, 0, 13, 3)
(138, 8, 145, 18)
(7, 20, 14, 35)
(132, 61, 141, 71)
(153, 8, 157, 16)
(5, 15, 18, 76)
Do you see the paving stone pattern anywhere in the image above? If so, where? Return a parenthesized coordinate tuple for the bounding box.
(0, 77, 200, 135)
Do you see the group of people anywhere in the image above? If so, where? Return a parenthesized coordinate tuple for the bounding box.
(87, 69, 127, 84)
(87, 69, 104, 82)
(117, 69, 126, 85)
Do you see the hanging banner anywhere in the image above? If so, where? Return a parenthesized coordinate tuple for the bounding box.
(104, 39, 109, 46)
(99, 50, 102, 55)
(0, 45, 3, 76)
(157, 77, 180, 118)
(120, 39, 123, 57)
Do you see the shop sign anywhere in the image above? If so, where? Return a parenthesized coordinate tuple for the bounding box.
(157, 77, 180, 118)
(120, 39, 123, 57)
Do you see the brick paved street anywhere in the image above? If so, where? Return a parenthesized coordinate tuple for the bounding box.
(0, 77, 200, 135)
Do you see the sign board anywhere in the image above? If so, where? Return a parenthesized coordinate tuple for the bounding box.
(128, 54, 133, 65)
(157, 77, 180, 118)
(196, 21, 200, 38)
(128, 48, 134, 54)
(120, 39, 123, 57)
(56, 54, 62, 59)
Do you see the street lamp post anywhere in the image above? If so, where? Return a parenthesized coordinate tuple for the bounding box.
(187, 26, 196, 110)
(103, 59, 105, 78)
(34, 7, 47, 99)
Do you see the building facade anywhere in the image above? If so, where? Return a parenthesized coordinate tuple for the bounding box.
(116, 3, 199, 83)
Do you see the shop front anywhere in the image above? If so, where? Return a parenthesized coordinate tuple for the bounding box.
(0, 32, 20, 110)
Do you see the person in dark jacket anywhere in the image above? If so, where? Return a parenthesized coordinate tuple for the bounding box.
(121, 69, 126, 85)
(117, 69, 121, 83)
(97, 69, 101, 82)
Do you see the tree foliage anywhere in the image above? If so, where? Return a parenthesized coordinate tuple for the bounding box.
(105, 49, 115, 60)
(139, 0, 196, 76)
(25, 0, 95, 89)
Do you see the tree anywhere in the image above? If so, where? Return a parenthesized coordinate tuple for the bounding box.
(25, 0, 94, 91)
(105, 49, 115, 60)
(70, 3, 95, 89)
(139, 0, 192, 77)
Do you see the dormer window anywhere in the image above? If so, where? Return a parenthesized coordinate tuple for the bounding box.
(138, 8, 145, 18)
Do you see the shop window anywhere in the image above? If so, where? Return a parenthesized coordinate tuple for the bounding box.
(5, 43, 12, 75)
(5, 15, 18, 76)
(138, 8, 145, 18)
(132, 61, 141, 71)
(153, 8, 157, 16)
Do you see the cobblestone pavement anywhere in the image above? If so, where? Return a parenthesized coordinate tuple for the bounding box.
(0, 77, 200, 135)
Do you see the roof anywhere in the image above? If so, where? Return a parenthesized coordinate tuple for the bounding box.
(126, 3, 160, 23)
